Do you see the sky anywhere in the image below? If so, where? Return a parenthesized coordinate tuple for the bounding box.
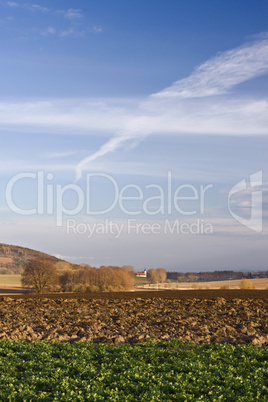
(0, 0, 268, 272)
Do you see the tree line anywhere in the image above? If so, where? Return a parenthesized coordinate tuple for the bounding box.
(21, 258, 267, 293)
(167, 270, 268, 282)
(22, 258, 134, 294)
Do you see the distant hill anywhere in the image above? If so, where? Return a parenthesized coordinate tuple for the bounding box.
(0, 243, 65, 274)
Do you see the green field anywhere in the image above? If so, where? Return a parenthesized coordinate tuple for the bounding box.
(0, 275, 21, 286)
(134, 276, 149, 285)
(0, 340, 267, 401)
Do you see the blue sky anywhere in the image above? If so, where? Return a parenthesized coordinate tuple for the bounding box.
(0, 0, 268, 271)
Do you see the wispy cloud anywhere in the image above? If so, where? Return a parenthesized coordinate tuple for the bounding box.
(0, 159, 75, 174)
(0, 96, 267, 138)
(25, 3, 49, 12)
(75, 34, 268, 179)
(153, 34, 268, 99)
(75, 129, 148, 179)
(5, 1, 48, 11)
(63, 8, 83, 20)
(91, 25, 102, 34)
(0, 99, 139, 133)
(0, 35, 267, 180)
(6, 1, 18, 7)
(46, 150, 80, 159)
(59, 28, 86, 38)
(53, 253, 94, 262)
(41, 26, 56, 36)
(1, 2, 101, 39)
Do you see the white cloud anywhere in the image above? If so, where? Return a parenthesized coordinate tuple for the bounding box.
(6, 1, 18, 7)
(1, 96, 267, 136)
(1, 3, 99, 39)
(59, 26, 102, 38)
(75, 130, 148, 180)
(25, 3, 49, 12)
(64, 8, 83, 20)
(0, 94, 267, 179)
(41, 26, 56, 36)
(5, 2, 49, 11)
(0, 98, 139, 132)
(59, 28, 86, 38)
(152, 33, 268, 99)
(46, 151, 80, 159)
(0, 35, 267, 180)
(53, 253, 93, 262)
(75, 34, 268, 178)
(0, 159, 75, 174)
(74, 94, 268, 179)
(91, 25, 102, 34)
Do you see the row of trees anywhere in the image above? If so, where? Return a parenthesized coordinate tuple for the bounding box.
(22, 258, 134, 294)
(60, 265, 134, 292)
(20, 259, 261, 293)
(166, 270, 261, 282)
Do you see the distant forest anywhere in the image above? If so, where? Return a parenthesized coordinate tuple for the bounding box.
(167, 270, 268, 282)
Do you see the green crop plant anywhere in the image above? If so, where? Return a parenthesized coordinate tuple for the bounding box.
(0, 340, 267, 401)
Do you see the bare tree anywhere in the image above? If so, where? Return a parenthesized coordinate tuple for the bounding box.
(156, 268, 167, 283)
(148, 268, 167, 284)
(147, 268, 157, 284)
(122, 265, 135, 278)
(59, 265, 134, 292)
(22, 258, 58, 294)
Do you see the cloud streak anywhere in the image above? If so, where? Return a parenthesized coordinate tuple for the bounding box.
(75, 34, 268, 179)
(4, 1, 48, 11)
(0, 32, 267, 179)
(153, 34, 268, 99)
(75, 127, 149, 180)
(1, 98, 267, 141)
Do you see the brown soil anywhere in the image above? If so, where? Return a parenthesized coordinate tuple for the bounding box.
(0, 287, 25, 295)
(0, 290, 267, 345)
(0, 289, 267, 299)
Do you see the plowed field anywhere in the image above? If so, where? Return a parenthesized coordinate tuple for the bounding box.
(0, 290, 267, 345)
